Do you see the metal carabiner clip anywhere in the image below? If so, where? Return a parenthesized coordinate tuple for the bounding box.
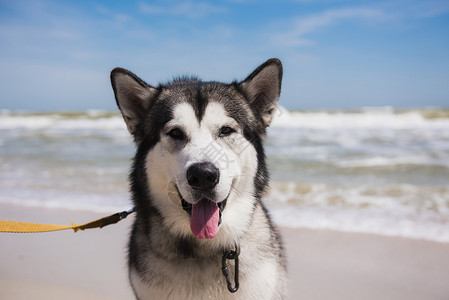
(221, 244, 240, 293)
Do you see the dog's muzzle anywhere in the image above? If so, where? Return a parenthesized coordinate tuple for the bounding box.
(177, 162, 228, 239)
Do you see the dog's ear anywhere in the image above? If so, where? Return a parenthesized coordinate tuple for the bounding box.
(239, 58, 282, 127)
(110, 68, 158, 135)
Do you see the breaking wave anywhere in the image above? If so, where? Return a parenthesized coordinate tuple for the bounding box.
(1, 107, 448, 242)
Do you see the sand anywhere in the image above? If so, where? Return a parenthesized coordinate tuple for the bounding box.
(1, 203, 448, 300)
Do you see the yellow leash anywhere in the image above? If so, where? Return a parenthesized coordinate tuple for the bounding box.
(0, 208, 134, 233)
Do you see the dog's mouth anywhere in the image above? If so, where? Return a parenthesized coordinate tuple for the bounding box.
(177, 188, 228, 240)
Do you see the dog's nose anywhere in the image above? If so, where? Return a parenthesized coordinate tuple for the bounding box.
(187, 162, 220, 190)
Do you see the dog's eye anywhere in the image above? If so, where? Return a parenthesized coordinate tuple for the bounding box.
(167, 128, 185, 140)
(219, 126, 236, 137)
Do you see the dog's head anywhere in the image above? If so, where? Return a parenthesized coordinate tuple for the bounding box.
(111, 59, 282, 242)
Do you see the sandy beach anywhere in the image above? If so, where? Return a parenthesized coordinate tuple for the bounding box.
(1, 203, 448, 300)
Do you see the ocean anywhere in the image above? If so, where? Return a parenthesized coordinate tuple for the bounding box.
(1, 107, 448, 242)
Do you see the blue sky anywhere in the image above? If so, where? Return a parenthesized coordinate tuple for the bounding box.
(0, 0, 448, 110)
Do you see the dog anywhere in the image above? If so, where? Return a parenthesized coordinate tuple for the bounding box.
(110, 58, 287, 299)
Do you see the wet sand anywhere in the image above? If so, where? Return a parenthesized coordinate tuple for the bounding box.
(1, 203, 448, 300)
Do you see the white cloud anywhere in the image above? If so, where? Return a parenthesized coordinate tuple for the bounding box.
(139, 3, 166, 15)
(388, 0, 449, 19)
(139, 1, 227, 19)
(273, 7, 388, 47)
(273, 0, 449, 48)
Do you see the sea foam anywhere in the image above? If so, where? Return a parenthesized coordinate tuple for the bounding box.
(1, 109, 448, 242)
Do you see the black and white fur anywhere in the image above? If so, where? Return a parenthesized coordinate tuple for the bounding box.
(111, 59, 287, 299)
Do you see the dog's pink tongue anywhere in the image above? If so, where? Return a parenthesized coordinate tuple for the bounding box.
(190, 199, 219, 239)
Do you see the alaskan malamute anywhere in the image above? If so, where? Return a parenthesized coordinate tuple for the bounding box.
(111, 59, 287, 299)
